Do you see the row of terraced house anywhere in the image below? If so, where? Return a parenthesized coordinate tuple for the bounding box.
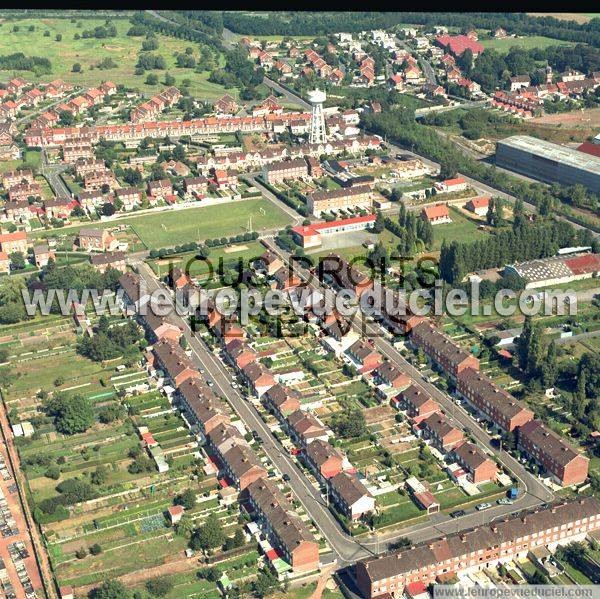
(118, 271, 321, 574)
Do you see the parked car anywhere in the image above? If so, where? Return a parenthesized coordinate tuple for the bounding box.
(497, 498, 513, 505)
(450, 510, 466, 518)
(476, 502, 492, 511)
(282, 473, 290, 482)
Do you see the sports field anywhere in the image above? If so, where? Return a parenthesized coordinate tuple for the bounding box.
(480, 35, 575, 53)
(0, 17, 233, 100)
(32, 198, 290, 247)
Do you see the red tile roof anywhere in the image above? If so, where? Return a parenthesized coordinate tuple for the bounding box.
(564, 253, 600, 275)
(577, 141, 600, 158)
(436, 34, 484, 56)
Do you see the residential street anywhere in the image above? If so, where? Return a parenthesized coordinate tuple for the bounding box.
(134, 233, 556, 566)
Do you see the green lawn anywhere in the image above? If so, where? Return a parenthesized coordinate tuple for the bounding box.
(0, 18, 233, 100)
(147, 240, 265, 278)
(480, 35, 576, 53)
(33, 198, 290, 248)
(432, 206, 490, 250)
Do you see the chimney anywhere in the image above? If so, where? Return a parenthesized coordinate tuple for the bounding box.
(460, 534, 467, 542)
(551, 507, 557, 514)
(521, 516, 527, 524)
(491, 525, 498, 533)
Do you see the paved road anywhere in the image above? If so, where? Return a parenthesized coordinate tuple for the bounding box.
(16, 89, 80, 127)
(132, 242, 557, 568)
(263, 77, 311, 111)
(394, 37, 436, 86)
(136, 262, 372, 566)
(379, 137, 598, 237)
(259, 239, 555, 526)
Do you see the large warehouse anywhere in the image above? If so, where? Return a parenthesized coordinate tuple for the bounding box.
(496, 135, 600, 194)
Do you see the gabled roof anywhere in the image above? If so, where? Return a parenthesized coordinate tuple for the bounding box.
(330, 472, 370, 505)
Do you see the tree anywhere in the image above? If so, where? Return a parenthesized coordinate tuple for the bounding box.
(530, 570, 548, 585)
(58, 110, 75, 126)
(190, 513, 224, 551)
(55, 33, 62, 42)
(175, 489, 196, 510)
(175, 514, 194, 539)
(164, 72, 176, 86)
(540, 341, 557, 388)
(9, 252, 25, 270)
(72, 62, 82, 73)
(89, 543, 102, 555)
(91, 465, 109, 486)
(372, 210, 384, 234)
(486, 196, 495, 226)
(330, 408, 367, 439)
(145, 73, 159, 85)
(45, 393, 94, 435)
(253, 569, 280, 598)
(91, 580, 129, 599)
(101, 202, 116, 216)
(145, 577, 173, 597)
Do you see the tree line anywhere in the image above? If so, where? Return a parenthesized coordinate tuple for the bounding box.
(361, 110, 600, 233)
(222, 12, 600, 48)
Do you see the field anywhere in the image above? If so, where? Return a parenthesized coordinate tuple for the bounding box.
(32, 197, 291, 249)
(431, 206, 490, 251)
(527, 13, 600, 23)
(148, 240, 265, 279)
(0, 312, 265, 595)
(479, 35, 576, 53)
(0, 17, 233, 100)
(531, 107, 600, 129)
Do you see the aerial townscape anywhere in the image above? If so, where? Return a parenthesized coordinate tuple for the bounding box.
(0, 8, 599, 599)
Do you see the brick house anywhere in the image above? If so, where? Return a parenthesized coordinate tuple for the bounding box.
(287, 410, 328, 447)
(241, 362, 276, 398)
(245, 478, 319, 573)
(177, 377, 229, 436)
(222, 443, 267, 490)
(374, 362, 411, 389)
(421, 203, 451, 225)
(147, 179, 173, 199)
(355, 497, 600, 598)
(396, 384, 439, 422)
(263, 383, 302, 419)
(410, 321, 480, 380)
(89, 251, 127, 274)
(518, 420, 589, 486)
(33, 244, 55, 268)
(304, 439, 345, 483)
(451, 442, 498, 483)
(419, 412, 464, 453)
(152, 340, 197, 387)
(77, 228, 118, 252)
(456, 368, 533, 432)
(346, 339, 383, 373)
(329, 472, 375, 520)
(0, 230, 27, 254)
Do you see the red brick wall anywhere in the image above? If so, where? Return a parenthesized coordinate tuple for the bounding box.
(472, 459, 498, 483)
(562, 455, 589, 486)
(291, 541, 320, 572)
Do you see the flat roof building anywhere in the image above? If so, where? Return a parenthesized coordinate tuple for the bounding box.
(496, 135, 600, 194)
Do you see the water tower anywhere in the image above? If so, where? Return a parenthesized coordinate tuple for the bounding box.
(308, 89, 327, 145)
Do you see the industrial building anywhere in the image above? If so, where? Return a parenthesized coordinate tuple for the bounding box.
(504, 252, 600, 289)
(496, 135, 600, 194)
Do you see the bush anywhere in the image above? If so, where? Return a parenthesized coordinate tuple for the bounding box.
(89, 543, 102, 555)
(145, 577, 173, 597)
